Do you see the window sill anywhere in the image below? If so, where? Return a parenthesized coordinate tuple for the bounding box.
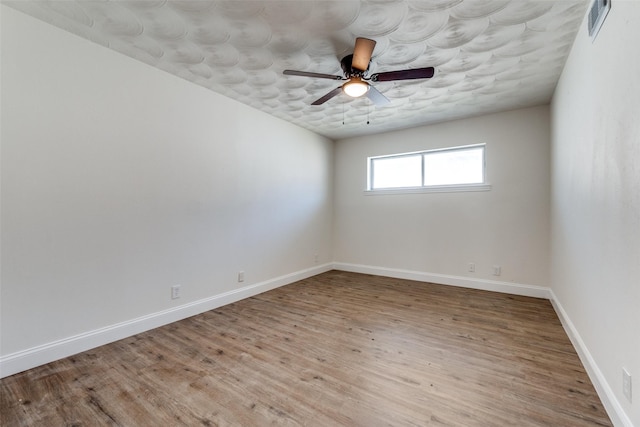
(364, 183, 492, 195)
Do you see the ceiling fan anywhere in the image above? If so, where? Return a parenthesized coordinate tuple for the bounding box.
(283, 37, 435, 106)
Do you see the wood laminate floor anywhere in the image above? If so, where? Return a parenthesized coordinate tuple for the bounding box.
(1, 271, 612, 426)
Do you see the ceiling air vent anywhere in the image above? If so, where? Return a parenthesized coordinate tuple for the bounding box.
(588, 0, 611, 41)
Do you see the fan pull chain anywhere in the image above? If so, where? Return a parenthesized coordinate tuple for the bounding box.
(342, 101, 345, 125)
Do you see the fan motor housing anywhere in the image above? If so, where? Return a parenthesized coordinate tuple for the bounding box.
(341, 54, 368, 77)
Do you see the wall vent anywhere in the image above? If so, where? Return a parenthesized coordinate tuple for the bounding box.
(588, 0, 611, 41)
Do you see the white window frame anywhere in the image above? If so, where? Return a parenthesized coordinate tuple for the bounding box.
(366, 144, 491, 194)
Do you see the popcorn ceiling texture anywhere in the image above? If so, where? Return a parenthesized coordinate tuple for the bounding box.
(6, 0, 587, 139)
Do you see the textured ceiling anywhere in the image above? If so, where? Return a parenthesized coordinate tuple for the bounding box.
(5, 0, 588, 140)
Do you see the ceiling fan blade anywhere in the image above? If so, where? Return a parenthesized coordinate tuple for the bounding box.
(283, 70, 343, 80)
(311, 86, 344, 105)
(366, 85, 390, 106)
(352, 37, 376, 71)
(370, 67, 435, 82)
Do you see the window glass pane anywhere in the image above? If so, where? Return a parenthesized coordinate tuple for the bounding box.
(423, 147, 484, 186)
(371, 155, 422, 189)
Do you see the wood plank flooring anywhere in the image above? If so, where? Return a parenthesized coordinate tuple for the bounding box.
(1, 271, 612, 426)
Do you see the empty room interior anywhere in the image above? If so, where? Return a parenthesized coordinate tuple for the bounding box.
(1, 1, 638, 426)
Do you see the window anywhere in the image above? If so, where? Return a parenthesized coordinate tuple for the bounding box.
(367, 144, 489, 193)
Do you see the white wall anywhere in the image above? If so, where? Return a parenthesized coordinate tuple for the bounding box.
(0, 5, 333, 373)
(333, 106, 551, 292)
(550, 2, 640, 425)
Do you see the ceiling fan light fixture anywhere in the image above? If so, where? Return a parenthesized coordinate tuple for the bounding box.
(343, 78, 369, 98)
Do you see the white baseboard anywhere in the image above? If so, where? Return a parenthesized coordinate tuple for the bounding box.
(0, 263, 333, 379)
(549, 291, 633, 427)
(332, 262, 551, 299)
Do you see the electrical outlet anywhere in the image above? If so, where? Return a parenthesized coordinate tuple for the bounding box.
(171, 285, 181, 300)
(238, 271, 245, 283)
(623, 368, 632, 402)
(468, 263, 475, 272)
(493, 265, 502, 276)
